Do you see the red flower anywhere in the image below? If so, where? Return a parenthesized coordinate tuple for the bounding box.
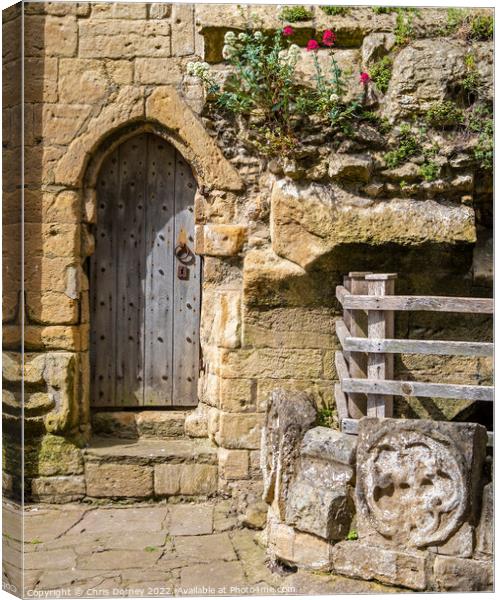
(306, 39, 320, 52)
(283, 25, 294, 36)
(322, 29, 336, 47)
(360, 72, 371, 84)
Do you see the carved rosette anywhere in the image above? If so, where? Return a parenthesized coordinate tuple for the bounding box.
(357, 423, 469, 548)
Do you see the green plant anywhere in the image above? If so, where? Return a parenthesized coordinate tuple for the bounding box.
(30, 538, 42, 544)
(445, 9, 493, 40)
(144, 546, 158, 553)
(462, 54, 480, 98)
(187, 27, 366, 157)
(370, 55, 393, 94)
(372, 7, 394, 14)
(346, 530, 358, 541)
(395, 8, 419, 46)
(321, 6, 349, 16)
(384, 125, 421, 168)
(467, 105, 493, 170)
(317, 406, 335, 427)
(280, 5, 313, 22)
(425, 101, 464, 129)
(419, 160, 440, 182)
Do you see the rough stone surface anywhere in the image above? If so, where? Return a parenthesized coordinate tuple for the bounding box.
(261, 389, 317, 520)
(154, 463, 218, 496)
(85, 463, 153, 498)
(356, 418, 487, 550)
(271, 180, 476, 269)
(433, 555, 493, 591)
(331, 540, 428, 591)
(475, 481, 493, 558)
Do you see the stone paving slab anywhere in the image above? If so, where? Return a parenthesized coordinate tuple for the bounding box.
(3, 500, 403, 597)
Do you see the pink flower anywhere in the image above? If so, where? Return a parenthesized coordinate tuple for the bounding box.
(322, 29, 336, 47)
(360, 72, 371, 84)
(283, 25, 294, 36)
(306, 39, 320, 52)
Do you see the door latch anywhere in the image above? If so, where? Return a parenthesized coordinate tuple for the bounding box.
(177, 265, 189, 280)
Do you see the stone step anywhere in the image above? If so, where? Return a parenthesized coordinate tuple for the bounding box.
(84, 436, 218, 465)
(92, 410, 188, 439)
(83, 436, 219, 500)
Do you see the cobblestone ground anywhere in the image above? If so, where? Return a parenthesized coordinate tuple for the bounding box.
(3, 500, 400, 597)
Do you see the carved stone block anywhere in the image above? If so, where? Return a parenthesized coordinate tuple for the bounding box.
(284, 427, 357, 540)
(433, 555, 493, 591)
(261, 389, 316, 520)
(356, 418, 487, 552)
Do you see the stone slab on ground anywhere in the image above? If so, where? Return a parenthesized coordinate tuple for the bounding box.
(15, 500, 402, 597)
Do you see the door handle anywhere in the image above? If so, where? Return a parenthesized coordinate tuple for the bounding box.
(175, 242, 190, 261)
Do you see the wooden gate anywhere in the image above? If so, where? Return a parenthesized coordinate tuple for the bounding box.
(90, 133, 201, 407)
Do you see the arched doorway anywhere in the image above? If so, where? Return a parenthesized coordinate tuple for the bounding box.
(89, 133, 201, 408)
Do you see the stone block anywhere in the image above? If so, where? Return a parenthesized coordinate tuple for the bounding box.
(25, 434, 83, 478)
(85, 463, 153, 498)
(331, 541, 427, 591)
(184, 404, 209, 438)
(328, 154, 373, 182)
(26, 291, 79, 325)
(25, 190, 80, 224)
(218, 448, 249, 480)
(91, 412, 138, 438)
(171, 4, 195, 56)
(41, 104, 92, 145)
(256, 378, 334, 414)
(25, 15, 77, 57)
(217, 413, 264, 450)
(271, 179, 476, 270)
(25, 223, 81, 259)
(475, 482, 492, 558)
(58, 59, 110, 104)
(154, 464, 218, 496)
(362, 31, 396, 65)
(150, 3, 172, 19)
(219, 378, 256, 413)
(79, 19, 171, 59)
(356, 418, 487, 551)
(136, 411, 186, 438)
(267, 513, 334, 571)
(30, 475, 85, 503)
(196, 224, 247, 257)
(134, 58, 185, 85)
(433, 555, 493, 591)
(25, 57, 58, 102)
(261, 390, 317, 519)
(91, 3, 148, 19)
(301, 426, 357, 466)
(383, 39, 467, 120)
(219, 348, 324, 380)
(24, 325, 83, 351)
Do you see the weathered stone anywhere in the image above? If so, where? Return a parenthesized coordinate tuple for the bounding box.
(475, 482, 492, 557)
(91, 411, 138, 438)
(25, 434, 84, 478)
(356, 419, 487, 550)
(136, 411, 186, 438)
(168, 503, 214, 536)
(473, 230, 493, 285)
(301, 426, 357, 466)
(328, 154, 373, 183)
(202, 288, 242, 349)
(25, 15, 78, 57)
(383, 40, 467, 120)
(150, 3, 172, 19)
(261, 389, 317, 519)
(219, 378, 256, 413)
(184, 403, 209, 438)
(85, 463, 153, 498)
(240, 501, 268, 530)
(271, 179, 476, 269)
(154, 463, 218, 496)
(331, 541, 427, 590)
(473, 41, 493, 102)
(382, 162, 421, 182)
(428, 522, 474, 558)
(171, 4, 195, 56)
(79, 19, 171, 58)
(145, 87, 243, 191)
(196, 224, 247, 256)
(134, 57, 185, 85)
(217, 412, 264, 450)
(361, 32, 396, 65)
(91, 3, 148, 19)
(433, 555, 493, 591)
(267, 512, 334, 571)
(219, 448, 249, 480)
(30, 475, 85, 503)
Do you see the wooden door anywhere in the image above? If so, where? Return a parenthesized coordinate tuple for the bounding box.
(90, 133, 201, 407)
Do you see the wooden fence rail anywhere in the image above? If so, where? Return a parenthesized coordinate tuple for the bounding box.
(334, 272, 494, 443)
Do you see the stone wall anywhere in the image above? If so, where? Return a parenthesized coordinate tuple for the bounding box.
(262, 390, 493, 591)
(2, 3, 493, 503)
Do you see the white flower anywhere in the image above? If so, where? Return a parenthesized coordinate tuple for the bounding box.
(224, 31, 236, 43)
(329, 93, 340, 103)
(222, 44, 235, 59)
(288, 44, 301, 58)
(238, 32, 248, 41)
(186, 61, 210, 78)
(254, 31, 263, 40)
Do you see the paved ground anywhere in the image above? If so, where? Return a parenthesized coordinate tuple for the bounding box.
(3, 500, 399, 597)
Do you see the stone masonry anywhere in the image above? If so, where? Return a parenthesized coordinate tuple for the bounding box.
(2, 2, 493, 513)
